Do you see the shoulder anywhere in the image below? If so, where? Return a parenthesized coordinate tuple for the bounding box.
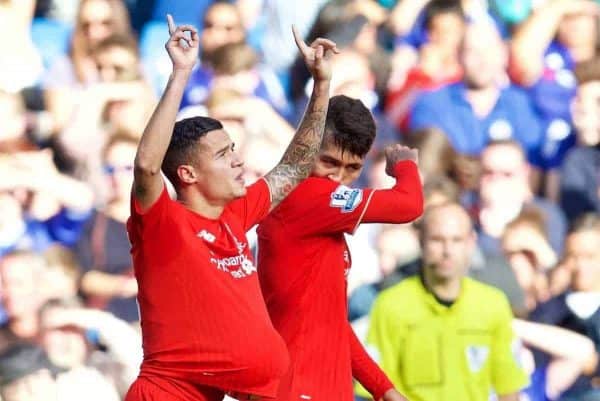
(464, 278, 511, 311)
(415, 84, 456, 104)
(377, 276, 421, 307)
(501, 84, 532, 101)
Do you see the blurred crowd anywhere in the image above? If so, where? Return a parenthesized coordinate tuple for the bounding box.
(0, 0, 600, 400)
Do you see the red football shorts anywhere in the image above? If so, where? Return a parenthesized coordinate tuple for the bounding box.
(126, 376, 225, 401)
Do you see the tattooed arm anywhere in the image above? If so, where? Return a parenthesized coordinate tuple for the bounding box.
(264, 27, 339, 210)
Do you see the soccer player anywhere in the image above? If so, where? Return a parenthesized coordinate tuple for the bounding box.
(257, 95, 423, 401)
(125, 16, 338, 401)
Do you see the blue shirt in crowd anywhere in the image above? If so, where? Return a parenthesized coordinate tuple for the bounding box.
(409, 82, 544, 159)
(526, 41, 577, 169)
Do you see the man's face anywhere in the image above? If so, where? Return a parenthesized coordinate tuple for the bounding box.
(0, 255, 43, 319)
(312, 143, 364, 186)
(480, 144, 528, 206)
(572, 81, 600, 146)
(95, 46, 139, 82)
(428, 12, 465, 57)
(201, 4, 245, 54)
(104, 141, 136, 202)
(421, 207, 475, 280)
(186, 129, 246, 203)
(40, 308, 88, 369)
(461, 25, 506, 89)
(80, 0, 115, 47)
(567, 229, 600, 292)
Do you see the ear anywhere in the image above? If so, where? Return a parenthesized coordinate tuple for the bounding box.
(177, 165, 198, 184)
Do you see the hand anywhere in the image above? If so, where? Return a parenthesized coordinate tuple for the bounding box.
(165, 14, 199, 72)
(292, 25, 339, 82)
(384, 144, 418, 176)
(560, 0, 599, 16)
(119, 276, 139, 298)
(380, 388, 409, 401)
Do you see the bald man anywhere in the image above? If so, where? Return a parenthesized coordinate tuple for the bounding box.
(356, 202, 529, 401)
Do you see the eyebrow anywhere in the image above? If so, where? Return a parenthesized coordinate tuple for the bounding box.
(214, 143, 232, 157)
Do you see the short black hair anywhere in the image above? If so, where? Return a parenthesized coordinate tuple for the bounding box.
(424, 0, 465, 30)
(323, 95, 376, 158)
(0, 343, 56, 386)
(161, 116, 223, 186)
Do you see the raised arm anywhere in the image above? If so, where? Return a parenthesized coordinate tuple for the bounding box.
(133, 15, 199, 211)
(263, 27, 338, 211)
(361, 144, 423, 224)
(510, 0, 598, 85)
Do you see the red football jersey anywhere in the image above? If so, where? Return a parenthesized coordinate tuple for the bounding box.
(127, 179, 289, 399)
(257, 161, 423, 401)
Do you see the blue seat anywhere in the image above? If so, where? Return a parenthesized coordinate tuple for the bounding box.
(30, 18, 72, 69)
(151, 0, 212, 29)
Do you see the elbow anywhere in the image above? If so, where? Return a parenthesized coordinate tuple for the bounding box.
(134, 156, 161, 177)
(407, 191, 425, 221)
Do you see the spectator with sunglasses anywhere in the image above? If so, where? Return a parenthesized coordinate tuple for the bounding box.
(73, 134, 140, 323)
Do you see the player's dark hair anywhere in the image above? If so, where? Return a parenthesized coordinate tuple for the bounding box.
(161, 116, 223, 186)
(424, 0, 465, 31)
(324, 95, 376, 158)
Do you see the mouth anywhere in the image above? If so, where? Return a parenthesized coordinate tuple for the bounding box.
(235, 172, 244, 183)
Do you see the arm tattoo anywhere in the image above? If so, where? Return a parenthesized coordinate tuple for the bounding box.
(265, 84, 328, 208)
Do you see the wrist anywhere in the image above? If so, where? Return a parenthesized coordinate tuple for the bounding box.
(170, 68, 193, 81)
(313, 78, 331, 91)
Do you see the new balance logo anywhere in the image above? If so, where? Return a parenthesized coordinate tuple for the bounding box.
(197, 230, 216, 243)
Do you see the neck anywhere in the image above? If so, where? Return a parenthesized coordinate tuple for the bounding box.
(9, 314, 39, 339)
(106, 200, 129, 222)
(465, 85, 500, 118)
(177, 191, 226, 219)
(423, 267, 462, 302)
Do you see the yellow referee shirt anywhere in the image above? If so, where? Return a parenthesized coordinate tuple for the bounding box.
(355, 276, 529, 401)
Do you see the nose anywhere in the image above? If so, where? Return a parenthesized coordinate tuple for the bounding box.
(232, 152, 244, 168)
(328, 169, 343, 183)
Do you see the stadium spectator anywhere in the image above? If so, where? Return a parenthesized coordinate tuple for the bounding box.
(473, 140, 567, 257)
(57, 33, 155, 204)
(0, 342, 59, 401)
(74, 134, 139, 323)
(0, 251, 47, 351)
(44, 0, 133, 135)
(409, 22, 544, 159)
(386, 0, 465, 132)
(0, 150, 94, 256)
(39, 298, 142, 398)
(560, 57, 600, 221)
(511, 0, 598, 174)
(180, 2, 289, 116)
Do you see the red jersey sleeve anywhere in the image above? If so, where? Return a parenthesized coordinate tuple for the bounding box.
(360, 160, 423, 224)
(127, 182, 172, 245)
(349, 324, 394, 400)
(281, 177, 373, 236)
(286, 161, 422, 236)
(226, 178, 272, 231)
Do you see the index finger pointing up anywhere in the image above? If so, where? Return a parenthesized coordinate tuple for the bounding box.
(167, 14, 176, 35)
(292, 25, 309, 54)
